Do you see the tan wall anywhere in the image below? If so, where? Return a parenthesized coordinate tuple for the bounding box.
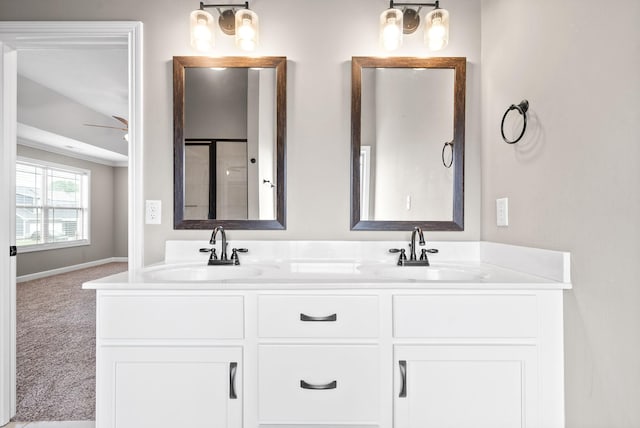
(481, 0, 640, 426)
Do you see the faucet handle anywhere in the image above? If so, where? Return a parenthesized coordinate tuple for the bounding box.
(230, 248, 248, 265)
(418, 249, 432, 266)
(389, 248, 407, 264)
(419, 248, 438, 262)
(230, 248, 248, 259)
(198, 247, 218, 260)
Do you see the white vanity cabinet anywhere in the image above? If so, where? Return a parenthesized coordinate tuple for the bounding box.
(258, 344, 380, 424)
(393, 292, 564, 428)
(88, 239, 570, 428)
(257, 294, 381, 425)
(394, 345, 538, 428)
(92, 288, 565, 428)
(98, 346, 242, 428)
(95, 292, 245, 428)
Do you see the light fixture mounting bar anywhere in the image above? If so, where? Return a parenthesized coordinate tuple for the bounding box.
(390, 0, 439, 8)
(199, 1, 249, 10)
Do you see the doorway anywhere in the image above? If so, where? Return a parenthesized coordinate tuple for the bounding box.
(0, 21, 143, 425)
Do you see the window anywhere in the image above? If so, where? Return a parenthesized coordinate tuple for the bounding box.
(16, 158, 90, 251)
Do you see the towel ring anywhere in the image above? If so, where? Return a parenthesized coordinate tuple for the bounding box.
(441, 141, 453, 168)
(501, 99, 529, 144)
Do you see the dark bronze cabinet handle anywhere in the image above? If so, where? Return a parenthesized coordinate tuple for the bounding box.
(300, 313, 337, 322)
(300, 380, 337, 390)
(229, 362, 237, 399)
(399, 360, 407, 398)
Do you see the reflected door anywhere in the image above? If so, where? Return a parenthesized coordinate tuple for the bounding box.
(185, 140, 248, 220)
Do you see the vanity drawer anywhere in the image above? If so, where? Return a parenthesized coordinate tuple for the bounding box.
(98, 295, 244, 340)
(258, 345, 379, 424)
(258, 295, 379, 338)
(393, 294, 538, 339)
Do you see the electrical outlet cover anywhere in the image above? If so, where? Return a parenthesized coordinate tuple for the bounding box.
(146, 200, 161, 224)
(496, 197, 509, 227)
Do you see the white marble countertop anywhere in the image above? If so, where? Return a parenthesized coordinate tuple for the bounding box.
(83, 241, 572, 291)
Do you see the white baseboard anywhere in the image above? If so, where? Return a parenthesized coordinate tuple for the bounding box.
(17, 257, 128, 283)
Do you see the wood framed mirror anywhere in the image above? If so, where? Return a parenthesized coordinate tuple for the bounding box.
(173, 56, 286, 229)
(351, 56, 466, 231)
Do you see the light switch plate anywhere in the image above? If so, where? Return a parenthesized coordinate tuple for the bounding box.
(496, 197, 509, 227)
(146, 200, 161, 224)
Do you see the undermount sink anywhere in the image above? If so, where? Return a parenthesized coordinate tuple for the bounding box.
(359, 264, 487, 281)
(145, 263, 265, 282)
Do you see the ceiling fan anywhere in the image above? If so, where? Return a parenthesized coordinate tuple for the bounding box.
(84, 115, 129, 141)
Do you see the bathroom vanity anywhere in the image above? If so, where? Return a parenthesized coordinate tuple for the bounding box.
(84, 240, 570, 428)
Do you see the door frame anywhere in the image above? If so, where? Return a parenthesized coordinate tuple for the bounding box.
(0, 21, 144, 424)
(0, 41, 17, 425)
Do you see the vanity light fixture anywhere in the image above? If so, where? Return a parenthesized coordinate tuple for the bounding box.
(380, 8, 403, 51)
(380, 0, 449, 51)
(190, 1, 259, 52)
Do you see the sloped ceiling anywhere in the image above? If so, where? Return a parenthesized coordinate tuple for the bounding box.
(17, 47, 129, 164)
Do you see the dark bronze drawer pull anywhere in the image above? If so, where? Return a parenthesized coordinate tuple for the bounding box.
(399, 360, 407, 398)
(300, 313, 337, 322)
(300, 380, 337, 390)
(229, 362, 238, 399)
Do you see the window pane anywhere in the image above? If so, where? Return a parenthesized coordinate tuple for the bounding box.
(50, 208, 82, 241)
(16, 207, 43, 246)
(16, 160, 89, 248)
(16, 163, 43, 207)
(48, 169, 82, 207)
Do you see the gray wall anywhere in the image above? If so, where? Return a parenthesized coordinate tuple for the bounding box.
(113, 166, 128, 258)
(16, 146, 127, 276)
(481, 0, 640, 426)
(2, 0, 639, 425)
(184, 67, 248, 140)
(0, 0, 484, 264)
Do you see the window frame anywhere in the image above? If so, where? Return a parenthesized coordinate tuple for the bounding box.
(16, 156, 91, 253)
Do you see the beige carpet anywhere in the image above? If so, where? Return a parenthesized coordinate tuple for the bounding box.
(13, 262, 127, 422)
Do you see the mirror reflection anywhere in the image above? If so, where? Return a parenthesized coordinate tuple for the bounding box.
(173, 56, 286, 230)
(351, 56, 466, 231)
(183, 67, 276, 221)
(360, 67, 454, 221)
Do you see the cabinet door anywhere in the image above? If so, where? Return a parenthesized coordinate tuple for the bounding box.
(97, 346, 242, 428)
(395, 345, 538, 428)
